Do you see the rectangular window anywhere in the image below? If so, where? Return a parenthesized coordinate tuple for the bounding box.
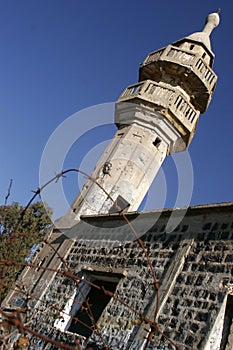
(68, 279, 118, 338)
(55, 270, 125, 339)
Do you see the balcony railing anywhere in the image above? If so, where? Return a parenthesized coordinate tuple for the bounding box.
(118, 80, 200, 132)
(195, 58, 216, 85)
(142, 48, 164, 65)
(141, 45, 217, 93)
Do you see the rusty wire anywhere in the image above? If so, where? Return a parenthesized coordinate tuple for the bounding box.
(0, 169, 180, 350)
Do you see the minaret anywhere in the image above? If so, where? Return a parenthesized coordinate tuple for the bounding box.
(57, 12, 220, 228)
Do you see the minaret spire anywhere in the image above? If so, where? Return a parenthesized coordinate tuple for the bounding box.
(185, 11, 220, 52)
(202, 11, 220, 36)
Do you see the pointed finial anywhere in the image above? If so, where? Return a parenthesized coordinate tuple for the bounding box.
(202, 11, 220, 36)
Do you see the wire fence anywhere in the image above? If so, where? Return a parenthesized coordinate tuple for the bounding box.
(0, 170, 180, 350)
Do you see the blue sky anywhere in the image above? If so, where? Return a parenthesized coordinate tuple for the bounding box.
(1, 1, 232, 218)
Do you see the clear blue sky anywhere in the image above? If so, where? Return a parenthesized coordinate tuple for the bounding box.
(1, 1, 232, 218)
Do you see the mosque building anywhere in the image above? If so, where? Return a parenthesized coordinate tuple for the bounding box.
(3, 10, 233, 350)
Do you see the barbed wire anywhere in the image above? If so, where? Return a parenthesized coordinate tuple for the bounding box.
(0, 169, 181, 350)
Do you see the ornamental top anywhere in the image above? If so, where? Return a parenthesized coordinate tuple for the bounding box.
(184, 11, 220, 52)
(202, 11, 220, 35)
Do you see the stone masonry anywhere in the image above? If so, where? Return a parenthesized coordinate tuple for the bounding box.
(3, 201, 233, 349)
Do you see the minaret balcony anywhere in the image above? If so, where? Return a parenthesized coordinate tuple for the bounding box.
(117, 80, 200, 137)
(139, 45, 217, 113)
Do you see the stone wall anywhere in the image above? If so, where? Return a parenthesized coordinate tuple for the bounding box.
(3, 202, 233, 349)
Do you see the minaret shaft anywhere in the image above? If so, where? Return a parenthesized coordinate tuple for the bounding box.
(71, 114, 180, 219)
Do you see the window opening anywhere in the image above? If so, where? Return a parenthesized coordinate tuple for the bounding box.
(68, 279, 118, 338)
(153, 137, 161, 147)
(190, 44, 194, 50)
(108, 195, 130, 214)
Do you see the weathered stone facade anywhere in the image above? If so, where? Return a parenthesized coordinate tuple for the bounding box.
(4, 202, 233, 349)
